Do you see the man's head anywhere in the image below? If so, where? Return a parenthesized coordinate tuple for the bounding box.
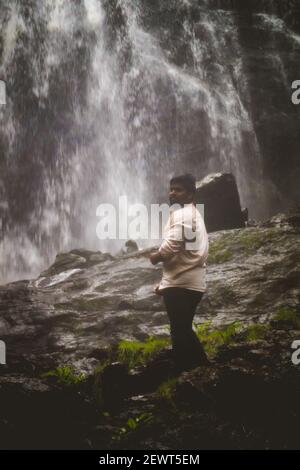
(169, 173, 196, 206)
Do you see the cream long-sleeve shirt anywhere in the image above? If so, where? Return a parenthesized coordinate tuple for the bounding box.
(156, 203, 209, 293)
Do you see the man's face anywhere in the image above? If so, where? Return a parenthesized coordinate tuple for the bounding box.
(169, 182, 193, 206)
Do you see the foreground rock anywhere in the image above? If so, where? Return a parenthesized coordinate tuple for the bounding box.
(0, 325, 299, 449)
(0, 205, 299, 448)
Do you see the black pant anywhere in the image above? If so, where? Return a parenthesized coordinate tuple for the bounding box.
(162, 287, 209, 370)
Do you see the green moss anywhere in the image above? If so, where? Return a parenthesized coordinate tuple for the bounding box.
(127, 413, 154, 430)
(117, 336, 171, 369)
(244, 323, 269, 341)
(194, 320, 243, 355)
(112, 412, 154, 442)
(236, 228, 278, 253)
(208, 236, 234, 264)
(209, 248, 233, 264)
(41, 365, 86, 386)
(156, 377, 177, 402)
(273, 307, 300, 329)
(208, 228, 280, 265)
(194, 319, 272, 354)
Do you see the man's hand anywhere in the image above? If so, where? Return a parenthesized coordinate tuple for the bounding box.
(149, 250, 163, 265)
(154, 284, 163, 295)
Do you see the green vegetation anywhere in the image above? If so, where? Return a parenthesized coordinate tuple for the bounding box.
(91, 317, 276, 413)
(194, 320, 243, 355)
(193, 320, 272, 354)
(236, 228, 278, 254)
(208, 228, 279, 264)
(41, 365, 86, 386)
(92, 336, 172, 409)
(209, 248, 233, 264)
(94, 359, 112, 375)
(117, 336, 171, 369)
(273, 307, 300, 329)
(244, 323, 269, 341)
(156, 378, 177, 403)
(208, 236, 234, 264)
(112, 412, 154, 442)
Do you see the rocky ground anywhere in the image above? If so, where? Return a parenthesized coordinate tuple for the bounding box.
(0, 205, 299, 449)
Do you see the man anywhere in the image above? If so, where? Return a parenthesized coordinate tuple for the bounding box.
(149, 174, 210, 372)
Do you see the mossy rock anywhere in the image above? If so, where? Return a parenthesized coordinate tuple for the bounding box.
(117, 336, 171, 369)
(41, 365, 86, 386)
(271, 307, 300, 330)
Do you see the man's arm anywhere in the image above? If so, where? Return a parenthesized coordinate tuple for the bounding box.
(149, 251, 164, 265)
(152, 210, 184, 264)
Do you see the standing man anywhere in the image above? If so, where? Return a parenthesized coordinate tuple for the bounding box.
(149, 174, 209, 372)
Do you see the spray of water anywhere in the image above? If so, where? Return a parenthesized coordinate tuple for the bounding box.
(0, 0, 296, 284)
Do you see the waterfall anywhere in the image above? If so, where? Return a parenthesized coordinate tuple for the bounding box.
(0, 0, 299, 284)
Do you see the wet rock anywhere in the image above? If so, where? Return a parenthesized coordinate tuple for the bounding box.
(40, 252, 87, 277)
(100, 362, 131, 411)
(0, 206, 299, 448)
(40, 250, 115, 279)
(128, 358, 177, 395)
(117, 300, 134, 310)
(261, 204, 300, 228)
(0, 205, 299, 375)
(195, 173, 246, 233)
(125, 240, 139, 253)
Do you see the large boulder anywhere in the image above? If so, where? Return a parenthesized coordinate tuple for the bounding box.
(195, 173, 246, 232)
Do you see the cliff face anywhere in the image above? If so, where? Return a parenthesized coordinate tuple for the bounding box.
(1, 0, 300, 284)
(138, 0, 300, 204)
(233, 3, 300, 206)
(0, 206, 299, 449)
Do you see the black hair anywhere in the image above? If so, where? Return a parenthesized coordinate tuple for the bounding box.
(169, 173, 197, 194)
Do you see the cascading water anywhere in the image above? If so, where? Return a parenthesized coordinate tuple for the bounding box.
(0, 0, 299, 284)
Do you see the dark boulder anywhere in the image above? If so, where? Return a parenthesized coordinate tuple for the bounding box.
(195, 173, 246, 232)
